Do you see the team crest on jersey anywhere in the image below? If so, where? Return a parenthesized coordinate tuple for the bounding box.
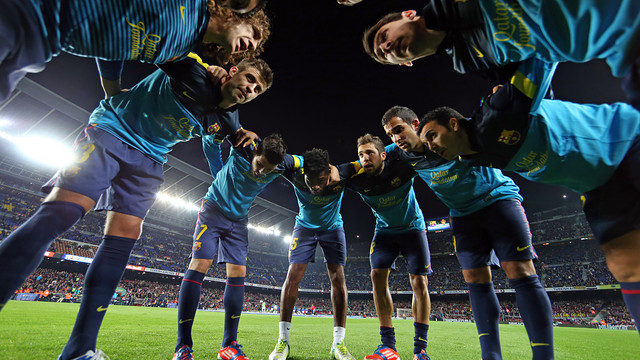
(193, 241, 202, 252)
(497, 129, 521, 145)
(207, 122, 221, 134)
(391, 177, 401, 187)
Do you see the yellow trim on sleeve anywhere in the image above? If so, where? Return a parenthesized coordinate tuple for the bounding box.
(293, 155, 302, 169)
(187, 52, 210, 69)
(510, 70, 538, 99)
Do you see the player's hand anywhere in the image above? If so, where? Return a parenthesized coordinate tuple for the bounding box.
(234, 128, 259, 148)
(207, 65, 229, 87)
(327, 164, 341, 186)
(337, 0, 363, 6)
(492, 85, 503, 94)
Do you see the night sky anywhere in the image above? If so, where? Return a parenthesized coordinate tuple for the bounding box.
(25, 0, 629, 241)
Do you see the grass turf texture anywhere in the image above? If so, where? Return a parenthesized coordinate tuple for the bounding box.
(1, 301, 638, 359)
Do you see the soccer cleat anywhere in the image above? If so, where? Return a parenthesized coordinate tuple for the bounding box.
(412, 349, 430, 360)
(268, 339, 290, 360)
(217, 341, 249, 360)
(363, 345, 400, 360)
(172, 345, 194, 360)
(330, 342, 356, 360)
(57, 350, 111, 360)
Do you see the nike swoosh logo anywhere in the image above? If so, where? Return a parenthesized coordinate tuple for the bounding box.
(517, 244, 531, 252)
(364, 189, 371, 192)
(478, 333, 489, 338)
(231, 315, 241, 319)
(530, 342, 550, 347)
(183, 91, 196, 101)
(425, 265, 430, 269)
(179, 318, 193, 324)
(97, 306, 108, 312)
(411, 162, 418, 166)
(180, 6, 186, 23)
(472, 45, 484, 58)
(418, 337, 427, 342)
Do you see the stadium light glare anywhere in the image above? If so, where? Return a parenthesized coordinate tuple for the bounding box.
(155, 192, 200, 211)
(283, 235, 292, 243)
(0, 130, 74, 168)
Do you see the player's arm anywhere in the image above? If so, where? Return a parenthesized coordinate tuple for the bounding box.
(157, 53, 222, 115)
(488, 58, 557, 112)
(202, 135, 225, 178)
(96, 60, 124, 98)
(279, 154, 303, 173)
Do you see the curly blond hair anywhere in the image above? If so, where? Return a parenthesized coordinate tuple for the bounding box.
(205, 1, 271, 65)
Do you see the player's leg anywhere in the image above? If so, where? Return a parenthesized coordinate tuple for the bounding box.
(270, 226, 314, 360)
(452, 211, 503, 360)
(175, 202, 222, 359)
(400, 230, 432, 360)
(0, 126, 121, 311)
(584, 141, 640, 332)
(490, 199, 553, 360)
(317, 227, 354, 360)
(218, 219, 250, 360)
(59, 211, 143, 360)
(366, 233, 400, 360)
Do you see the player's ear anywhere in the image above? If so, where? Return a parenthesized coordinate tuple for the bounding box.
(380, 152, 387, 160)
(399, 61, 413, 67)
(411, 118, 420, 130)
(449, 117, 459, 131)
(401, 10, 417, 20)
(228, 66, 239, 77)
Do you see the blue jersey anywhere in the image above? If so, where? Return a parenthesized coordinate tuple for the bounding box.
(34, 0, 208, 62)
(282, 171, 345, 231)
(90, 54, 241, 164)
(345, 145, 426, 234)
(203, 143, 302, 221)
(506, 100, 640, 193)
(392, 143, 522, 217)
(477, 0, 640, 77)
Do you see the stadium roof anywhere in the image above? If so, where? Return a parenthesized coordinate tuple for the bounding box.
(0, 79, 298, 233)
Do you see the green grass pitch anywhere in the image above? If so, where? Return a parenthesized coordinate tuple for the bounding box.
(1, 301, 637, 359)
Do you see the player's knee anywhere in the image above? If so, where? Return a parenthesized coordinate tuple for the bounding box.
(189, 258, 213, 273)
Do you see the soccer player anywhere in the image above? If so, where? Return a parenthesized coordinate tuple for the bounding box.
(342, 134, 434, 360)
(1, 0, 271, 103)
(381, 106, 554, 360)
(417, 65, 640, 334)
(173, 134, 301, 360)
(0, 53, 273, 360)
(268, 148, 355, 360)
(362, 0, 640, 106)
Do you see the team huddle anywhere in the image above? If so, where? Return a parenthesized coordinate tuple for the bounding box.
(0, 0, 639, 360)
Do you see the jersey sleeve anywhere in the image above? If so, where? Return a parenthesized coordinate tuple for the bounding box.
(495, 58, 558, 111)
(157, 53, 220, 116)
(202, 135, 225, 178)
(278, 154, 303, 173)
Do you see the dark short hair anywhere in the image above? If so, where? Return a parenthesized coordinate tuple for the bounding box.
(221, 0, 267, 15)
(302, 148, 330, 176)
(235, 58, 274, 90)
(362, 12, 404, 65)
(256, 133, 286, 164)
(381, 105, 418, 127)
(418, 106, 466, 135)
(356, 133, 385, 155)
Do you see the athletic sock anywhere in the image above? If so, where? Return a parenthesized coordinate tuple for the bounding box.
(333, 326, 346, 346)
(413, 322, 429, 354)
(222, 276, 245, 347)
(278, 321, 291, 344)
(176, 269, 205, 351)
(379, 326, 396, 351)
(59, 235, 136, 360)
(467, 282, 502, 360)
(511, 275, 554, 360)
(620, 281, 640, 334)
(0, 201, 84, 310)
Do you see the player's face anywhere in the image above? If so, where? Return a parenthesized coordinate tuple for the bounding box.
(373, 11, 424, 65)
(383, 116, 421, 152)
(251, 154, 277, 177)
(222, 68, 267, 105)
(419, 120, 463, 161)
(221, 22, 262, 54)
(304, 171, 330, 195)
(358, 143, 385, 176)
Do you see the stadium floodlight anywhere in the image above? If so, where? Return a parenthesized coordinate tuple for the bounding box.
(155, 192, 200, 211)
(5, 132, 74, 168)
(283, 235, 292, 243)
